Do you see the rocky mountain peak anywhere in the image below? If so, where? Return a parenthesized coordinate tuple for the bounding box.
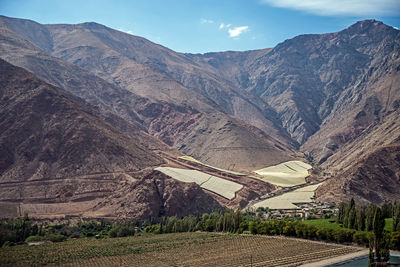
(346, 19, 384, 32)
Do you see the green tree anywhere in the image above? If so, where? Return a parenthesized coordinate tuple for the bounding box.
(391, 232, 400, 250)
(337, 202, 346, 224)
(348, 208, 356, 229)
(393, 203, 400, 232)
(370, 207, 390, 264)
(366, 205, 376, 231)
(356, 206, 366, 231)
(234, 210, 242, 233)
(381, 202, 393, 219)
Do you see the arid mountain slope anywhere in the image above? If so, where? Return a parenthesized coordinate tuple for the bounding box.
(176, 113, 292, 171)
(316, 142, 400, 204)
(0, 16, 292, 146)
(0, 58, 221, 218)
(195, 20, 399, 147)
(0, 58, 164, 182)
(1, 15, 399, 204)
(92, 170, 222, 219)
(187, 20, 400, 204)
(0, 15, 295, 171)
(301, 21, 400, 166)
(0, 18, 192, 153)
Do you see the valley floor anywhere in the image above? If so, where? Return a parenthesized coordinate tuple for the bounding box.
(0, 232, 363, 266)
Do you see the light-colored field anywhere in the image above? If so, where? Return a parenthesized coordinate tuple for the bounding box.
(254, 160, 312, 187)
(155, 167, 243, 200)
(178, 156, 246, 176)
(0, 232, 363, 267)
(20, 201, 99, 218)
(253, 183, 324, 210)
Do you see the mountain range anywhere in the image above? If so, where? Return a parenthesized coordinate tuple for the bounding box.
(0, 15, 399, 218)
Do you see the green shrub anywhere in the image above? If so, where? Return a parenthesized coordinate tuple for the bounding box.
(238, 222, 249, 234)
(333, 229, 355, 243)
(352, 232, 369, 246)
(316, 228, 329, 240)
(46, 234, 66, 242)
(25, 235, 44, 242)
(390, 232, 400, 250)
(144, 225, 159, 233)
(2, 241, 13, 247)
(109, 228, 118, 238)
(249, 221, 257, 235)
(305, 225, 317, 239)
(283, 221, 297, 236)
(109, 225, 135, 238)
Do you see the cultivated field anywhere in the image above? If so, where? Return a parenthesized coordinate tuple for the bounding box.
(178, 156, 246, 176)
(155, 167, 243, 199)
(253, 183, 323, 210)
(303, 218, 394, 232)
(0, 232, 362, 266)
(254, 161, 312, 187)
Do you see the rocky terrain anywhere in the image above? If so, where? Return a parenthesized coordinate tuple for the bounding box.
(190, 20, 400, 203)
(316, 142, 400, 204)
(0, 15, 399, 215)
(0, 58, 222, 218)
(0, 15, 295, 172)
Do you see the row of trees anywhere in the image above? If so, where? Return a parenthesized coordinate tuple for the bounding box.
(0, 214, 41, 246)
(0, 216, 140, 247)
(143, 209, 400, 251)
(145, 210, 244, 234)
(336, 199, 400, 265)
(337, 199, 399, 231)
(1, 201, 400, 255)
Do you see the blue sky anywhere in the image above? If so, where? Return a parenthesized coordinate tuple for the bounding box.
(1, 0, 399, 53)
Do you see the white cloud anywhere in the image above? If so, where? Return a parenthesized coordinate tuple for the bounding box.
(228, 26, 249, 37)
(394, 26, 399, 30)
(261, 0, 400, 16)
(219, 23, 232, 29)
(118, 29, 133, 34)
(201, 18, 214, 24)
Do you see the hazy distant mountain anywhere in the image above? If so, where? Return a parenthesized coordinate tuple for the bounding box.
(0, 15, 399, 204)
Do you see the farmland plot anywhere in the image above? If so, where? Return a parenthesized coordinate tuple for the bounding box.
(155, 167, 243, 199)
(178, 155, 246, 176)
(0, 232, 363, 266)
(254, 160, 312, 187)
(253, 183, 324, 210)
